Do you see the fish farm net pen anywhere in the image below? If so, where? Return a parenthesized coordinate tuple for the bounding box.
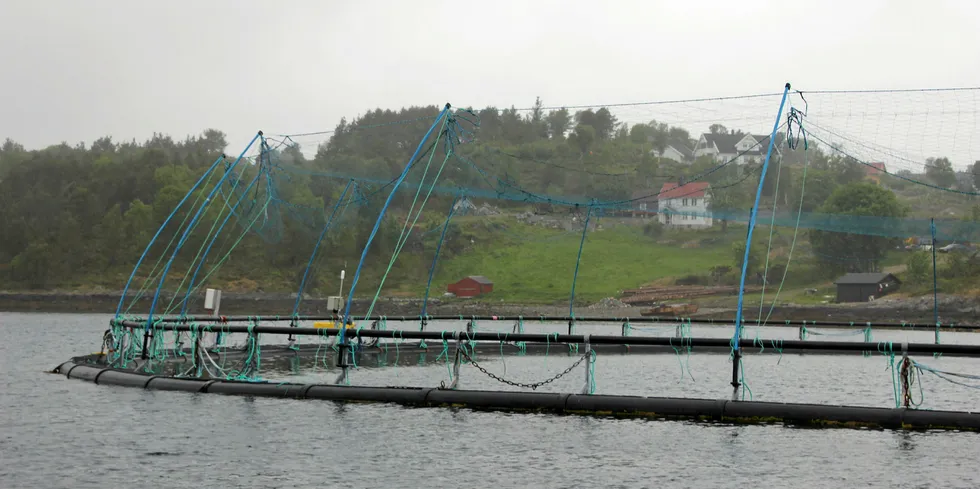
(52, 83, 980, 432)
(115, 315, 980, 332)
(111, 320, 980, 356)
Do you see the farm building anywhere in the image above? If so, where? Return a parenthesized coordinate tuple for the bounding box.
(865, 162, 886, 184)
(447, 275, 494, 298)
(656, 181, 712, 229)
(834, 272, 901, 303)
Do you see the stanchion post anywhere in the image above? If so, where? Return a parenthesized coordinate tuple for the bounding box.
(900, 341, 910, 408)
(418, 317, 428, 349)
(730, 349, 742, 400)
(192, 324, 203, 377)
(335, 340, 349, 385)
(449, 336, 462, 389)
(582, 334, 593, 395)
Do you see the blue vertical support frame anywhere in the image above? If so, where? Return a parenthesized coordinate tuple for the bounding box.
(291, 179, 356, 318)
(420, 193, 462, 319)
(731, 83, 791, 398)
(140, 132, 262, 358)
(177, 164, 265, 316)
(338, 105, 451, 370)
(931, 218, 938, 325)
(114, 154, 227, 317)
(569, 202, 595, 319)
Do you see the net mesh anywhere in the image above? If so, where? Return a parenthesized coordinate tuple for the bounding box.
(98, 86, 980, 413)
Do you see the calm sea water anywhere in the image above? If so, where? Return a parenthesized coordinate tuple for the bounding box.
(2, 312, 979, 489)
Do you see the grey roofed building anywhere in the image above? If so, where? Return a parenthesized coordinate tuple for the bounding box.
(834, 272, 901, 303)
(693, 132, 779, 164)
(649, 139, 694, 164)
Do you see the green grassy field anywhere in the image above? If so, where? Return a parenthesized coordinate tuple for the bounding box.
(415, 217, 735, 303)
(44, 212, 932, 311)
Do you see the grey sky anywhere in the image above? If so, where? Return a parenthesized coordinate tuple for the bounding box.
(2, 0, 978, 168)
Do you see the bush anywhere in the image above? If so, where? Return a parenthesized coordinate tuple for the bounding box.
(675, 274, 711, 285)
(710, 265, 732, 283)
(765, 263, 788, 285)
(906, 251, 930, 284)
(731, 241, 763, 273)
(643, 221, 664, 238)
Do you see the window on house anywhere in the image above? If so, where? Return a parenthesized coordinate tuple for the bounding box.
(692, 198, 697, 206)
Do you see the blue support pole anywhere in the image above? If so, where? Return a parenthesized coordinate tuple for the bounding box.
(291, 179, 356, 318)
(931, 218, 939, 325)
(337, 105, 450, 371)
(569, 203, 595, 318)
(731, 83, 791, 397)
(420, 194, 462, 319)
(141, 132, 262, 358)
(175, 167, 263, 317)
(340, 105, 450, 327)
(114, 154, 227, 317)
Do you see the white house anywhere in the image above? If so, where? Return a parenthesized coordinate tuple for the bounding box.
(650, 141, 694, 164)
(693, 133, 779, 165)
(656, 182, 712, 229)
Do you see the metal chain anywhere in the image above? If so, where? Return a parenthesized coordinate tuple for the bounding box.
(458, 347, 588, 390)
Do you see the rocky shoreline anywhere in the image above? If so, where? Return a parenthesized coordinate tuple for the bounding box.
(2, 291, 978, 325)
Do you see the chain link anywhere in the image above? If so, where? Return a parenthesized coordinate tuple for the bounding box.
(458, 347, 589, 390)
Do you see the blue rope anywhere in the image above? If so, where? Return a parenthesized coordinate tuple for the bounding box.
(114, 154, 226, 317)
(569, 202, 595, 317)
(177, 165, 264, 316)
(341, 106, 450, 337)
(912, 360, 980, 389)
(421, 193, 462, 318)
(292, 180, 356, 317)
(143, 132, 261, 335)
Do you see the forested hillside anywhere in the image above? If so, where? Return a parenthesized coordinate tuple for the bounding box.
(0, 101, 975, 299)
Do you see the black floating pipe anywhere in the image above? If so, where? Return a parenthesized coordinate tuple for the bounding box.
(111, 315, 979, 331)
(110, 320, 980, 356)
(54, 360, 980, 432)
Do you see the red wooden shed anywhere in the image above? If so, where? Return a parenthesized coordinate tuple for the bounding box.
(447, 275, 494, 297)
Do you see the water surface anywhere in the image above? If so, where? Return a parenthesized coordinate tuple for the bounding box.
(2, 312, 979, 488)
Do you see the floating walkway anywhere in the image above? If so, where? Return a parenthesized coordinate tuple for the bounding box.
(52, 320, 980, 432)
(54, 355, 980, 431)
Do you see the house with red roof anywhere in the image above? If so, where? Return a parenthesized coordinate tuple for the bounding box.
(656, 181, 713, 228)
(865, 162, 886, 184)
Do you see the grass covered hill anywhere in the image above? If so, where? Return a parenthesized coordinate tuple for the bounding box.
(1, 102, 978, 306)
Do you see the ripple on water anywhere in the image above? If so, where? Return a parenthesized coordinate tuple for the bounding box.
(1, 313, 979, 489)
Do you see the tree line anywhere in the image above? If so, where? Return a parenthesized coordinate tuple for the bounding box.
(0, 99, 971, 291)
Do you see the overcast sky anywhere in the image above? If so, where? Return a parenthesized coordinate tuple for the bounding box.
(1, 0, 978, 167)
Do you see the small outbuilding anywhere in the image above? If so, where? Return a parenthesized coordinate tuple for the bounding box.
(447, 275, 494, 298)
(834, 272, 901, 303)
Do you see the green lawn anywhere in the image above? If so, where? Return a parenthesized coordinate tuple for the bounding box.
(420, 220, 733, 303)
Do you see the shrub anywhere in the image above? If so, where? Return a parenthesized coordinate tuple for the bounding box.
(906, 251, 930, 284)
(643, 221, 664, 238)
(675, 274, 710, 285)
